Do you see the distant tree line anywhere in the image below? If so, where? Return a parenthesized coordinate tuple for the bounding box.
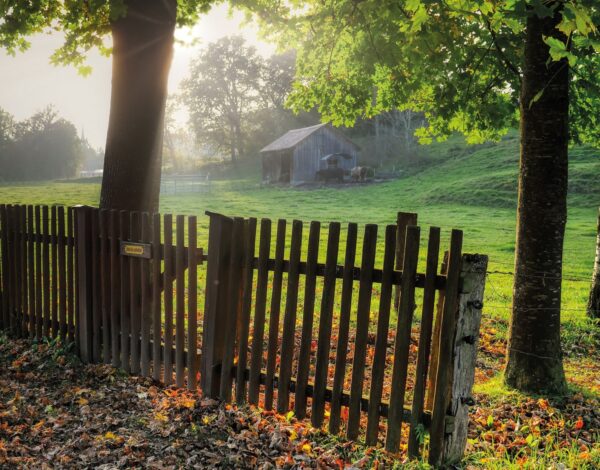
(0, 106, 98, 181)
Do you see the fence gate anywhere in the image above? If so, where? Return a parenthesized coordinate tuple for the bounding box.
(0, 204, 487, 466)
(200, 212, 488, 466)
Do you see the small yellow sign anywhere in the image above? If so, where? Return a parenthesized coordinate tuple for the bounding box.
(124, 245, 144, 256)
(120, 242, 151, 259)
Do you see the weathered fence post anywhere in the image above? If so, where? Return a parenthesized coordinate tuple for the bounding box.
(75, 205, 94, 363)
(394, 212, 418, 309)
(437, 253, 488, 465)
(201, 212, 233, 397)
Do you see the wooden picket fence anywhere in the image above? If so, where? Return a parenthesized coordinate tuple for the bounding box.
(200, 212, 488, 465)
(0, 204, 207, 388)
(0, 204, 488, 466)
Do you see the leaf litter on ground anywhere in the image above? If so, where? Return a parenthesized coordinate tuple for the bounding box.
(0, 320, 598, 469)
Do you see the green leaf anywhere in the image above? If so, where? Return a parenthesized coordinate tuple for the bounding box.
(564, 3, 596, 36)
(529, 89, 544, 109)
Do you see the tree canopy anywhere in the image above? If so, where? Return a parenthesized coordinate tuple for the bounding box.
(239, 0, 599, 145)
(0, 0, 214, 75)
(180, 39, 319, 161)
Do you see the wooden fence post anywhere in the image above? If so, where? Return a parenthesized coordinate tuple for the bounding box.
(201, 212, 233, 398)
(395, 212, 418, 309)
(440, 253, 488, 465)
(75, 205, 94, 363)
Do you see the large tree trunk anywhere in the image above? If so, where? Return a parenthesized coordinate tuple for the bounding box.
(505, 8, 568, 394)
(100, 0, 177, 213)
(588, 208, 600, 319)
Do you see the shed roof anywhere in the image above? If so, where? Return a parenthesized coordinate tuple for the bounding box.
(260, 123, 359, 153)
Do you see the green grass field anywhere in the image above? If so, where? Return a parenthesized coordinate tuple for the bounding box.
(1, 132, 597, 329)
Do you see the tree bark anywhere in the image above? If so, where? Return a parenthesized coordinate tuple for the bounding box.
(100, 0, 177, 213)
(588, 208, 600, 319)
(505, 7, 568, 394)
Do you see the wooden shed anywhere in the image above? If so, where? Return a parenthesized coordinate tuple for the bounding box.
(260, 123, 359, 184)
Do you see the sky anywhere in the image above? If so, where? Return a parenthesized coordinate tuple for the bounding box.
(0, 4, 275, 149)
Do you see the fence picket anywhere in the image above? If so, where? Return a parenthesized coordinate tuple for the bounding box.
(408, 227, 441, 457)
(110, 210, 120, 367)
(58, 207, 67, 340)
(51, 206, 58, 338)
(120, 211, 131, 373)
(426, 251, 448, 412)
(67, 208, 75, 343)
(329, 222, 358, 434)
(187, 215, 199, 390)
(385, 225, 421, 452)
(219, 217, 245, 401)
(366, 224, 397, 444)
(140, 213, 151, 377)
(19, 206, 27, 336)
(347, 224, 378, 440)
(35, 206, 43, 339)
(152, 213, 162, 381)
(100, 210, 110, 362)
(163, 214, 174, 384)
(20, 206, 28, 337)
(130, 212, 142, 374)
(42, 206, 50, 337)
(277, 220, 303, 413)
(294, 221, 320, 418)
(12, 206, 21, 335)
(248, 219, 271, 405)
(202, 213, 232, 397)
(0, 206, 8, 330)
(312, 222, 340, 428)
(235, 217, 257, 403)
(91, 210, 101, 360)
(27, 206, 35, 338)
(428, 230, 463, 466)
(264, 219, 286, 410)
(175, 215, 186, 387)
(395, 212, 418, 308)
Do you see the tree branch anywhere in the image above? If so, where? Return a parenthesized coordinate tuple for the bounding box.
(485, 19, 521, 78)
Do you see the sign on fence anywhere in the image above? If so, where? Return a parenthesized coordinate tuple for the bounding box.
(120, 241, 152, 259)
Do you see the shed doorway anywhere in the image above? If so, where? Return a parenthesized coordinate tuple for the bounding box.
(280, 152, 292, 183)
